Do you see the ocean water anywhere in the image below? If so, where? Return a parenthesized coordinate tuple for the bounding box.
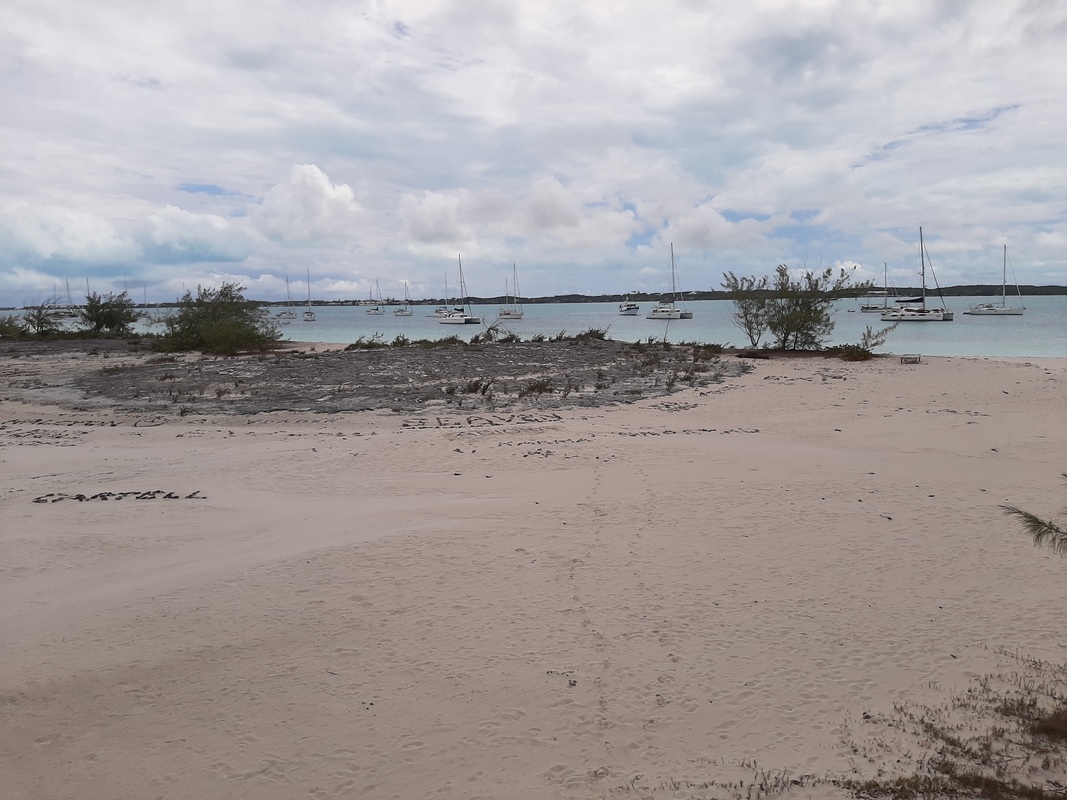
(254, 296, 1066, 358)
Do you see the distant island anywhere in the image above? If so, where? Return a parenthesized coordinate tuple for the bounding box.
(5, 285, 1065, 312)
(253, 284, 1067, 309)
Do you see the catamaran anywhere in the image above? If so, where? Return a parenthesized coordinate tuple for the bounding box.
(880, 228, 954, 322)
(439, 256, 481, 324)
(646, 244, 693, 320)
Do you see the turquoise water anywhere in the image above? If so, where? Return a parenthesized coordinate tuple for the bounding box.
(147, 296, 1067, 358)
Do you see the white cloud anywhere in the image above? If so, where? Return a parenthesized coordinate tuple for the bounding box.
(0, 204, 141, 267)
(139, 206, 255, 263)
(254, 165, 365, 245)
(1, 0, 1065, 303)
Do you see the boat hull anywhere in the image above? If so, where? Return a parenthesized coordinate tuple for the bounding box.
(963, 305, 1024, 316)
(646, 307, 683, 320)
(439, 314, 481, 324)
(880, 308, 954, 322)
(498, 310, 524, 319)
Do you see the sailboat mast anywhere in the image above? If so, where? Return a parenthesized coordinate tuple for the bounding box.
(1002, 244, 1007, 308)
(919, 227, 926, 308)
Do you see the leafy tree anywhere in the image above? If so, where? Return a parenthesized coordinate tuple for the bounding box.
(79, 291, 138, 334)
(1002, 473, 1067, 555)
(22, 295, 65, 335)
(155, 283, 281, 355)
(721, 271, 769, 347)
(764, 264, 869, 350)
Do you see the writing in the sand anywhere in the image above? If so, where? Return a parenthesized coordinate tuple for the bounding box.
(33, 490, 206, 503)
(402, 413, 563, 429)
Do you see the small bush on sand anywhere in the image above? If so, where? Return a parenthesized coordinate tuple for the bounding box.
(155, 284, 280, 355)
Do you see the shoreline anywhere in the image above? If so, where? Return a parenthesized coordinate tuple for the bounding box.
(2, 346, 1065, 799)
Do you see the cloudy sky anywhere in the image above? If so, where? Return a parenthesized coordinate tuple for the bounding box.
(3, 0, 1065, 306)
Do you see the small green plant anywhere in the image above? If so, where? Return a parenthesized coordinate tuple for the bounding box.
(391, 334, 410, 347)
(1001, 473, 1067, 555)
(550, 330, 567, 343)
(830, 324, 898, 361)
(517, 378, 554, 398)
(346, 333, 388, 350)
(530, 333, 547, 343)
(571, 327, 608, 343)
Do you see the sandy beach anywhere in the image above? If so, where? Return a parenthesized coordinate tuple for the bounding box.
(2, 344, 1065, 799)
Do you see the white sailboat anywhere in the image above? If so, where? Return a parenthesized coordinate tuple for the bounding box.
(277, 276, 297, 319)
(860, 264, 894, 313)
(498, 264, 524, 319)
(439, 255, 481, 325)
(366, 281, 384, 315)
(880, 228, 954, 322)
(302, 268, 316, 321)
(394, 281, 413, 316)
(964, 245, 1025, 316)
(646, 243, 693, 320)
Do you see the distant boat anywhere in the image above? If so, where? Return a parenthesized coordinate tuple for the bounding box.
(860, 264, 894, 313)
(394, 281, 413, 316)
(964, 245, 1025, 316)
(618, 296, 640, 316)
(646, 244, 692, 320)
(880, 228, 954, 322)
(277, 276, 297, 319)
(439, 255, 481, 325)
(302, 268, 316, 321)
(498, 264, 524, 319)
(366, 281, 385, 315)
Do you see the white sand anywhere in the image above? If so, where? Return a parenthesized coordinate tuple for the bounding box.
(2, 354, 1065, 799)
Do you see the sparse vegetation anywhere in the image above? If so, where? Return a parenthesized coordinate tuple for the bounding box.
(0, 314, 28, 339)
(1002, 473, 1067, 555)
(722, 271, 770, 347)
(843, 651, 1067, 800)
(154, 283, 281, 355)
(22, 296, 66, 336)
(829, 324, 898, 361)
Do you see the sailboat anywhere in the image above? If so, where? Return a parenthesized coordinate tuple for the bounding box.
(439, 255, 481, 324)
(646, 244, 693, 319)
(880, 228, 954, 322)
(498, 264, 524, 319)
(277, 276, 297, 319)
(394, 281, 413, 316)
(365, 281, 385, 315)
(964, 245, 1025, 316)
(302, 268, 316, 321)
(860, 264, 894, 313)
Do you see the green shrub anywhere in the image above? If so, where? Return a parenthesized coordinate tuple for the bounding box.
(80, 291, 138, 334)
(154, 283, 281, 355)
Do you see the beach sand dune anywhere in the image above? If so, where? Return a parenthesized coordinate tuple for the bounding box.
(2, 352, 1065, 799)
